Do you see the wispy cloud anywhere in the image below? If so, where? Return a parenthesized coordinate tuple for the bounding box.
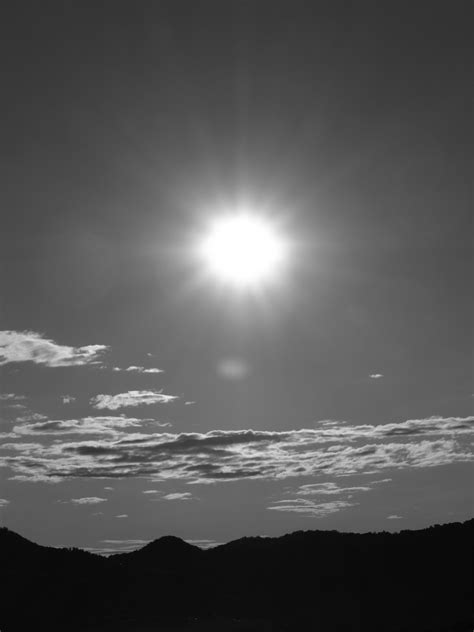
(162, 492, 194, 501)
(387, 514, 403, 519)
(268, 499, 356, 517)
(2, 416, 472, 484)
(0, 393, 26, 401)
(0, 331, 107, 367)
(267, 479, 387, 518)
(13, 415, 170, 436)
(0, 498, 10, 507)
(102, 539, 147, 545)
(61, 395, 76, 404)
(116, 514, 128, 518)
(185, 539, 220, 549)
(294, 482, 372, 496)
(95, 539, 149, 555)
(141, 490, 195, 501)
(113, 366, 164, 374)
(369, 374, 384, 379)
(66, 497, 107, 505)
(15, 413, 48, 422)
(91, 390, 178, 410)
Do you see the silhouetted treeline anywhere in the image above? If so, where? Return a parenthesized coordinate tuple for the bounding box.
(1, 520, 473, 631)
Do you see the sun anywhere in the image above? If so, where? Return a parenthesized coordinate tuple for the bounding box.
(198, 213, 288, 288)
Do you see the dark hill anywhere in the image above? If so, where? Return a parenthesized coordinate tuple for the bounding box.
(109, 534, 204, 573)
(0, 520, 472, 631)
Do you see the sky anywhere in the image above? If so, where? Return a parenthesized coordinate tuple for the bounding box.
(0, 1, 472, 554)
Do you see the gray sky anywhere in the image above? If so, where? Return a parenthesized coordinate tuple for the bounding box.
(0, 1, 472, 553)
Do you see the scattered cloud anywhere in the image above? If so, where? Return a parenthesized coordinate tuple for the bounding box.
(62, 395, 76, 404)
(268, 499, 356, 517)
(0, 393, 28, 412)
(102, 539, 147, 545)
(162, 492, 193, 501)
(15, 413, 48, 423)
(67, 497, 107, 505)
(13, 415, 170, 436)
(294, 482, 372, 496)
(267, 479, 389, 518)
(91, 390, 178, 410)
(184, 401, 196, 406)
(387, 514, 403, 520)
(116, 514, 128, 518)
(141, 489, 195, 501)
(102, 539, 148, 553)
(0, 499, 10, 507)
(81, 539, 149, 555)
(369, 374, 384, 379)
(2, 416, 472, 484)
(104, 486, 114, 491)
(185, 539, 220, 549)
(113, 366, 164, 374)
(0, 393, 26, 401)
(0, 330, 107, 367)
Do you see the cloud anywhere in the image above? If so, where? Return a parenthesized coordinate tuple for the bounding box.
(185, 539, 220, 549)
(113, 366, 164, 374)
(0, 331, 107, 367)
(94, 539, 149, 554)
(0, 393, 28, 411)
(387, 514, 403, 519)
(67, 497, 107, 505)
(80, 543, 144, 555)
(61, 395, 76, 404)
(294, 482, 372, 496)
(268, 480, 386, 518)
(2, 416, 472, 484)
(102, 539, 147, 545)
(369, 374, 384, 379)
(116, 514, 128, 518)
(0, 499, 10, 507)
(268, 499, 356, 517)
(162, 492, 193, 501)
(91, 390, 178, 410)
(0, 393, 26, 401)
(141, 489, 194, 501)
(15, 413, 48, 422)
(13, 415, 170, 436)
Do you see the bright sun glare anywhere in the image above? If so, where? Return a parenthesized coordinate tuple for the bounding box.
(199, 213, 288, 288)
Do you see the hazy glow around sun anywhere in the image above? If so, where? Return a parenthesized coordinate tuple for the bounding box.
(198, 213, 288, 288)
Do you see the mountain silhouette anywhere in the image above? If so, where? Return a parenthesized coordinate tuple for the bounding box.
(1, 520, 473, 631)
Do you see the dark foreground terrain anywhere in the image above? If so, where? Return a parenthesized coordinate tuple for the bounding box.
(1, 519, 473, 632)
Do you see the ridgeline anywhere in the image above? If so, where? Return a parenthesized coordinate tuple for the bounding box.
(1, 519, 473, 631)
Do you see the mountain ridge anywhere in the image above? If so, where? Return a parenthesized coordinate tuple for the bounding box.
(3, 517, 473, 558)
(1, 519, 472, 632)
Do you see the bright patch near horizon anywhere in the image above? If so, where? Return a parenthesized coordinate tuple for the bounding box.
(199, 214, 288, 287)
